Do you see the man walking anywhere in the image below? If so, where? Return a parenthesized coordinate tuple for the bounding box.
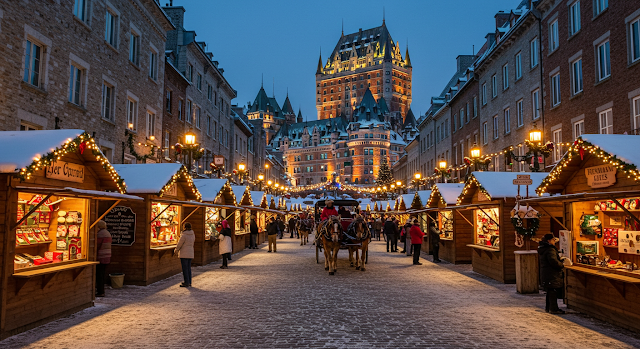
(249, 215, 259, 249)
(383, 216, 398, 252)
(289, 216, 297, 238)
(277, 216, 286, 239)
(267, 217, 278, 252)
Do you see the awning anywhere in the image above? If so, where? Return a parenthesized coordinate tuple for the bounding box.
(15, 186, 143, 201)
(519, 190, 640, 204)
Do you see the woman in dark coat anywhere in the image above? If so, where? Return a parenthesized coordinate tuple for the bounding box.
(538, 233, 566, 314)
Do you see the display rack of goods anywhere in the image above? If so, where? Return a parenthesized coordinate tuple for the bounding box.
(595, 199, 640, 212)
(603, 228, 619, 247)
(475, 208, 500, 249)
(150, 203, 180, 247)
(204, 207, 220, 240)
(439, 211, 453, 239)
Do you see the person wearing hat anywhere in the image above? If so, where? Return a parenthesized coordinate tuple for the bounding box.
(410, 218, 425, 265)
(95, 220, 111, 297)
(429, 220, 442, 263)
(249, 215, 259, 249)
(538, 233, 566, 314)
(320, 199, 338, 221)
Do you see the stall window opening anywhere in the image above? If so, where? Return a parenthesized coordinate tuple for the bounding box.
(150, 203, 180, 247)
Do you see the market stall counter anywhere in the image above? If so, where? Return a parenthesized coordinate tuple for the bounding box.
(0, 130, 140, 338)
(105, 163, 201, 286)
(457, 172, 554, 283)
(525, 134, 640, 332)
(427, 183, 473, 264)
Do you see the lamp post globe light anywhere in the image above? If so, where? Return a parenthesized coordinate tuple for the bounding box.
(436, 160, 448, 183)
(507, 123, 551, 173)
(257, 174, 264, 191)
(184, 129, 197, 174)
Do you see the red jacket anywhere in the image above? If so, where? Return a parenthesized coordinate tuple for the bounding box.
(321, 206, 338, 221)
(409, 225, 425, 245)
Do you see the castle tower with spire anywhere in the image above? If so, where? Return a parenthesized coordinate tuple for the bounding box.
(315, 20, 412, 122)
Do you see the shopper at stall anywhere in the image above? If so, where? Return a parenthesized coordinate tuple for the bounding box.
(249, 215, 259, 249)
(175, 222, 195, 287)
(401, 221, 412, 255)
(539, 233, 566, 314)
(393, 217, 401, 252)
(219, 220, 233, 269)
(267, 217, 278, 252)
(376, 217, 384, 242)
(321, 199, 338, 221)
(410, 218, 425, 265)
(383, 216, 398, 252)
(289, 216, 297, 238)
(429, 221, 441, 263)
(277, 216, 286, 239)
(95, 220, 111, 297)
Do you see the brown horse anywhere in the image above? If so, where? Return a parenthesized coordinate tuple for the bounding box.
(318, 216, 342, 275)
(347, 217, 370, 271)
(297, 218, 312, 245)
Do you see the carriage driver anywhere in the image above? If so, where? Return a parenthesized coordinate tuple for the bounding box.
(320, 199, 339, 221)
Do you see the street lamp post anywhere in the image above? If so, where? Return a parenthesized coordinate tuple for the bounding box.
(470, 144, 481, 171)
(414, 173, 422, 191)
(237, 163, 247, 184)
(529, 125, 543, 172)
(257, 174, 264, 191)
(508, 123, 550, 172)
(396, 181, 402, 194)
(438, 160, 448, 183)
(184, 129, 197, 174)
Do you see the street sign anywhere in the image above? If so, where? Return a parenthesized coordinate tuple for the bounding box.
(516, 174, 531, 180)
(513, 179, 533, 185)
(214, 155, 224, 166)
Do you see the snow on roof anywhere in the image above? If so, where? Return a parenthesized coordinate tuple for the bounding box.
(400, 194, 415, 208)
(250, 191, 265, 206)
(65, 187, 143, 201)
(113, 163, 185, 194)
(230, 185, 249, 204)
(470, 172, 548, 199)
(416, 190, 432, 207)
(580, 134, 640, 168)
(193, 178, 229, 202)
(0, 129, 85, 173)
(433, 183, 465, 205)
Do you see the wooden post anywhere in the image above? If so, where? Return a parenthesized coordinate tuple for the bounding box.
(515, 250, 539, 294)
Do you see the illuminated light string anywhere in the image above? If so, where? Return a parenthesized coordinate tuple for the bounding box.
(537, 138, 640, 195)
(158, 166, 202, 201)
(18, 132, 127, 193)
(456, 175, 492, 206)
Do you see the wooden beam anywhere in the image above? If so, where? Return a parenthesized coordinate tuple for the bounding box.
(454, 209, 473, 227)
(537, 205, 569, 231)
(180, 206, 201, 225)
(149, 203, 174, 224)
(89, 199, 121, 229)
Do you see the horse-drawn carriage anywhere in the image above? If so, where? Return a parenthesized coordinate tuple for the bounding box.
(314, 199, 370, 275)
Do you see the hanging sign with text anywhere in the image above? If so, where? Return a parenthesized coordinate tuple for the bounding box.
(585, 164, 617, 188)
(104, 206, 136, 246)
(46, 161, 85, 183)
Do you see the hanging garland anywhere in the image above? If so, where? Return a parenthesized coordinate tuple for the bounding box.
(126, 131, 157, 162)
(510, 215, 540, 237)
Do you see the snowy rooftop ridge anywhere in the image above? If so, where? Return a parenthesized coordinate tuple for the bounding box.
(0, 129, 85, 173)
(113, 163, 188, 195)
(579, 134, 640, 168)
(250, 191, 265, 207)
(193, 179, 231, 202)
(468, 172, 548, 200)
(230, 185, 249, 205)
(432, 183, 465, 205)
(416, 190, 432, 208)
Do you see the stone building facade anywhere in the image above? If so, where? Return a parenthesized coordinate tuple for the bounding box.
(0, 0, 174, 163)
(315, 22, 412, 122)
(475, 3, 543, 171)
(537, 0, 640, 165)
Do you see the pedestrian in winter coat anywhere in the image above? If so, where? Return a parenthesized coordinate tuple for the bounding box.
(383, 217, 398, 252)
(277, 216, 286, 239)
(219, 220, 233, 269)
(429, 221, 441, 263)
(249, 215, 259, 249)
(175, 222, 196, 287)
(95, 220, 111, 297)
(267, 217, 278, 252)
(393, 217, 401, 251)
(321, 199, 339, 221)
(401, 222, 412, 256)
(374, 218, 383, 241)
(410, 219, 425, 265)
(539, 233, 566, 314)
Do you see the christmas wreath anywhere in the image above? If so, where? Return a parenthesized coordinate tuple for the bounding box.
(511, 216, 540, 236)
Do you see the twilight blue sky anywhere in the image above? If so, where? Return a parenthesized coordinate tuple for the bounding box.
(179, 0, 518, 120)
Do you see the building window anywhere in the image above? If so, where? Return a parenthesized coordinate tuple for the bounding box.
(23, 40, 42, 87)
(164, 131, 170, 158)
(573, 120, 585, 139)
(195, 107, 201, 129)
(597, 41, 611, 81)
(165, 90, 172, 113)
(571, 59, 583, 95)
(634, 96, 640, 130)
(482, 83, 487, 105)
(493, 115, 499, 139)
(553, 129, 563, 162)
(551, 73, 561, 106)
(149, 49, 158, 81)
(127, 98, 138, 131)
(482, 122, 488, 144)
(186, 100, 192, 124)
(531, 89, 540, 120)
(207, 84, 213, 101)
(207, 115, 211, 136)
(178, 99, 183, 120)
(599, 109, 613, 134)
(68, 64, 84, 106)
(549, 20, 559, 52)
(631, 18, 640, 63)
(594, 0, 608, 17)
(502, 64, 509, 90)
(105, 9, 118, 47)
(102, 82, 114, 121)
(224, 130, 229, 147)
(504, 108, 511, 134)
(491, 74, 497, 97)
(459, 108, 464, 129)
(129, 31, 140, 65)
(186, 64, 193, 82)
(473, 97, 478, 117)
(197, 73, 202, 90)
(73, 0, 89, 23)
(146, 111, 155, 139)
(517, 99, 524, 127)
(515, 52, 522, 80)
(530, 37, 539, 68)
(569, 1, 581, 36)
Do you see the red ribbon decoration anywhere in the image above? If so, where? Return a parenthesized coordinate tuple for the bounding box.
(78, 141, 86, 154)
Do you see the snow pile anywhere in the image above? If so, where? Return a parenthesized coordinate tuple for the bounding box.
(113, 163, 184, 194)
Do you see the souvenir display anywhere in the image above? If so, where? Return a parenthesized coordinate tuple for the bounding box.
(475, 208, 500, 249)
(438, 210, 453, 239)
(603, 228, 619, 247)
(205, 207, 220, 240)
(150, 203, 180, 247)
(580, 214, 602, 236)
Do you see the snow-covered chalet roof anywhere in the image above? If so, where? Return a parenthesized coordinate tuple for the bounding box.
(193, 178, 230, 202)
(114, 163, 191, 195)
(464, 171, 548, 200)
(580, 134, 640, 168)
(400, 194, 415, 209)
(250, 191, 265, 207)
(0, 129, 85, 173)
(416, 190, 432, 208)
(230, 185, 249, 205)
(431, 183, 465, 205)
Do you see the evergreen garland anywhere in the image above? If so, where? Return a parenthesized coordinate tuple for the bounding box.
(511, 216, 540, 237)
(125, 131, 157, 162)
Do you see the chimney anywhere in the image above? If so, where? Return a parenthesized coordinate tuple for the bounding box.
(456, 55, 476, 72)
(495, 10, 510, 29)
(485, 32, 496, 48)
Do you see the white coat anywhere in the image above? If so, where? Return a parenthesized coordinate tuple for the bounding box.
(218, 234, 233, 255)
(174, 230, 195, 259)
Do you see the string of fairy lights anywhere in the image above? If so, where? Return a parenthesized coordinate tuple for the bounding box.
(158, 165, 202, 201)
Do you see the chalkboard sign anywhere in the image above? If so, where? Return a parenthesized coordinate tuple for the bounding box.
(104, 206, 136, 246)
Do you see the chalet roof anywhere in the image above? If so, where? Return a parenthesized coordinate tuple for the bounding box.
(193, 178, 230, 202)
(113, 163, 198, 199)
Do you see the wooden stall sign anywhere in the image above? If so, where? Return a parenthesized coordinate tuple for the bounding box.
(46, 161, 84, 183)
(104, 206, 137, 246)
(585, 164, 617, 188)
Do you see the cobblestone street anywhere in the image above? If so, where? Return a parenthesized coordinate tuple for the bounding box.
(2, 237, 640, 348)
